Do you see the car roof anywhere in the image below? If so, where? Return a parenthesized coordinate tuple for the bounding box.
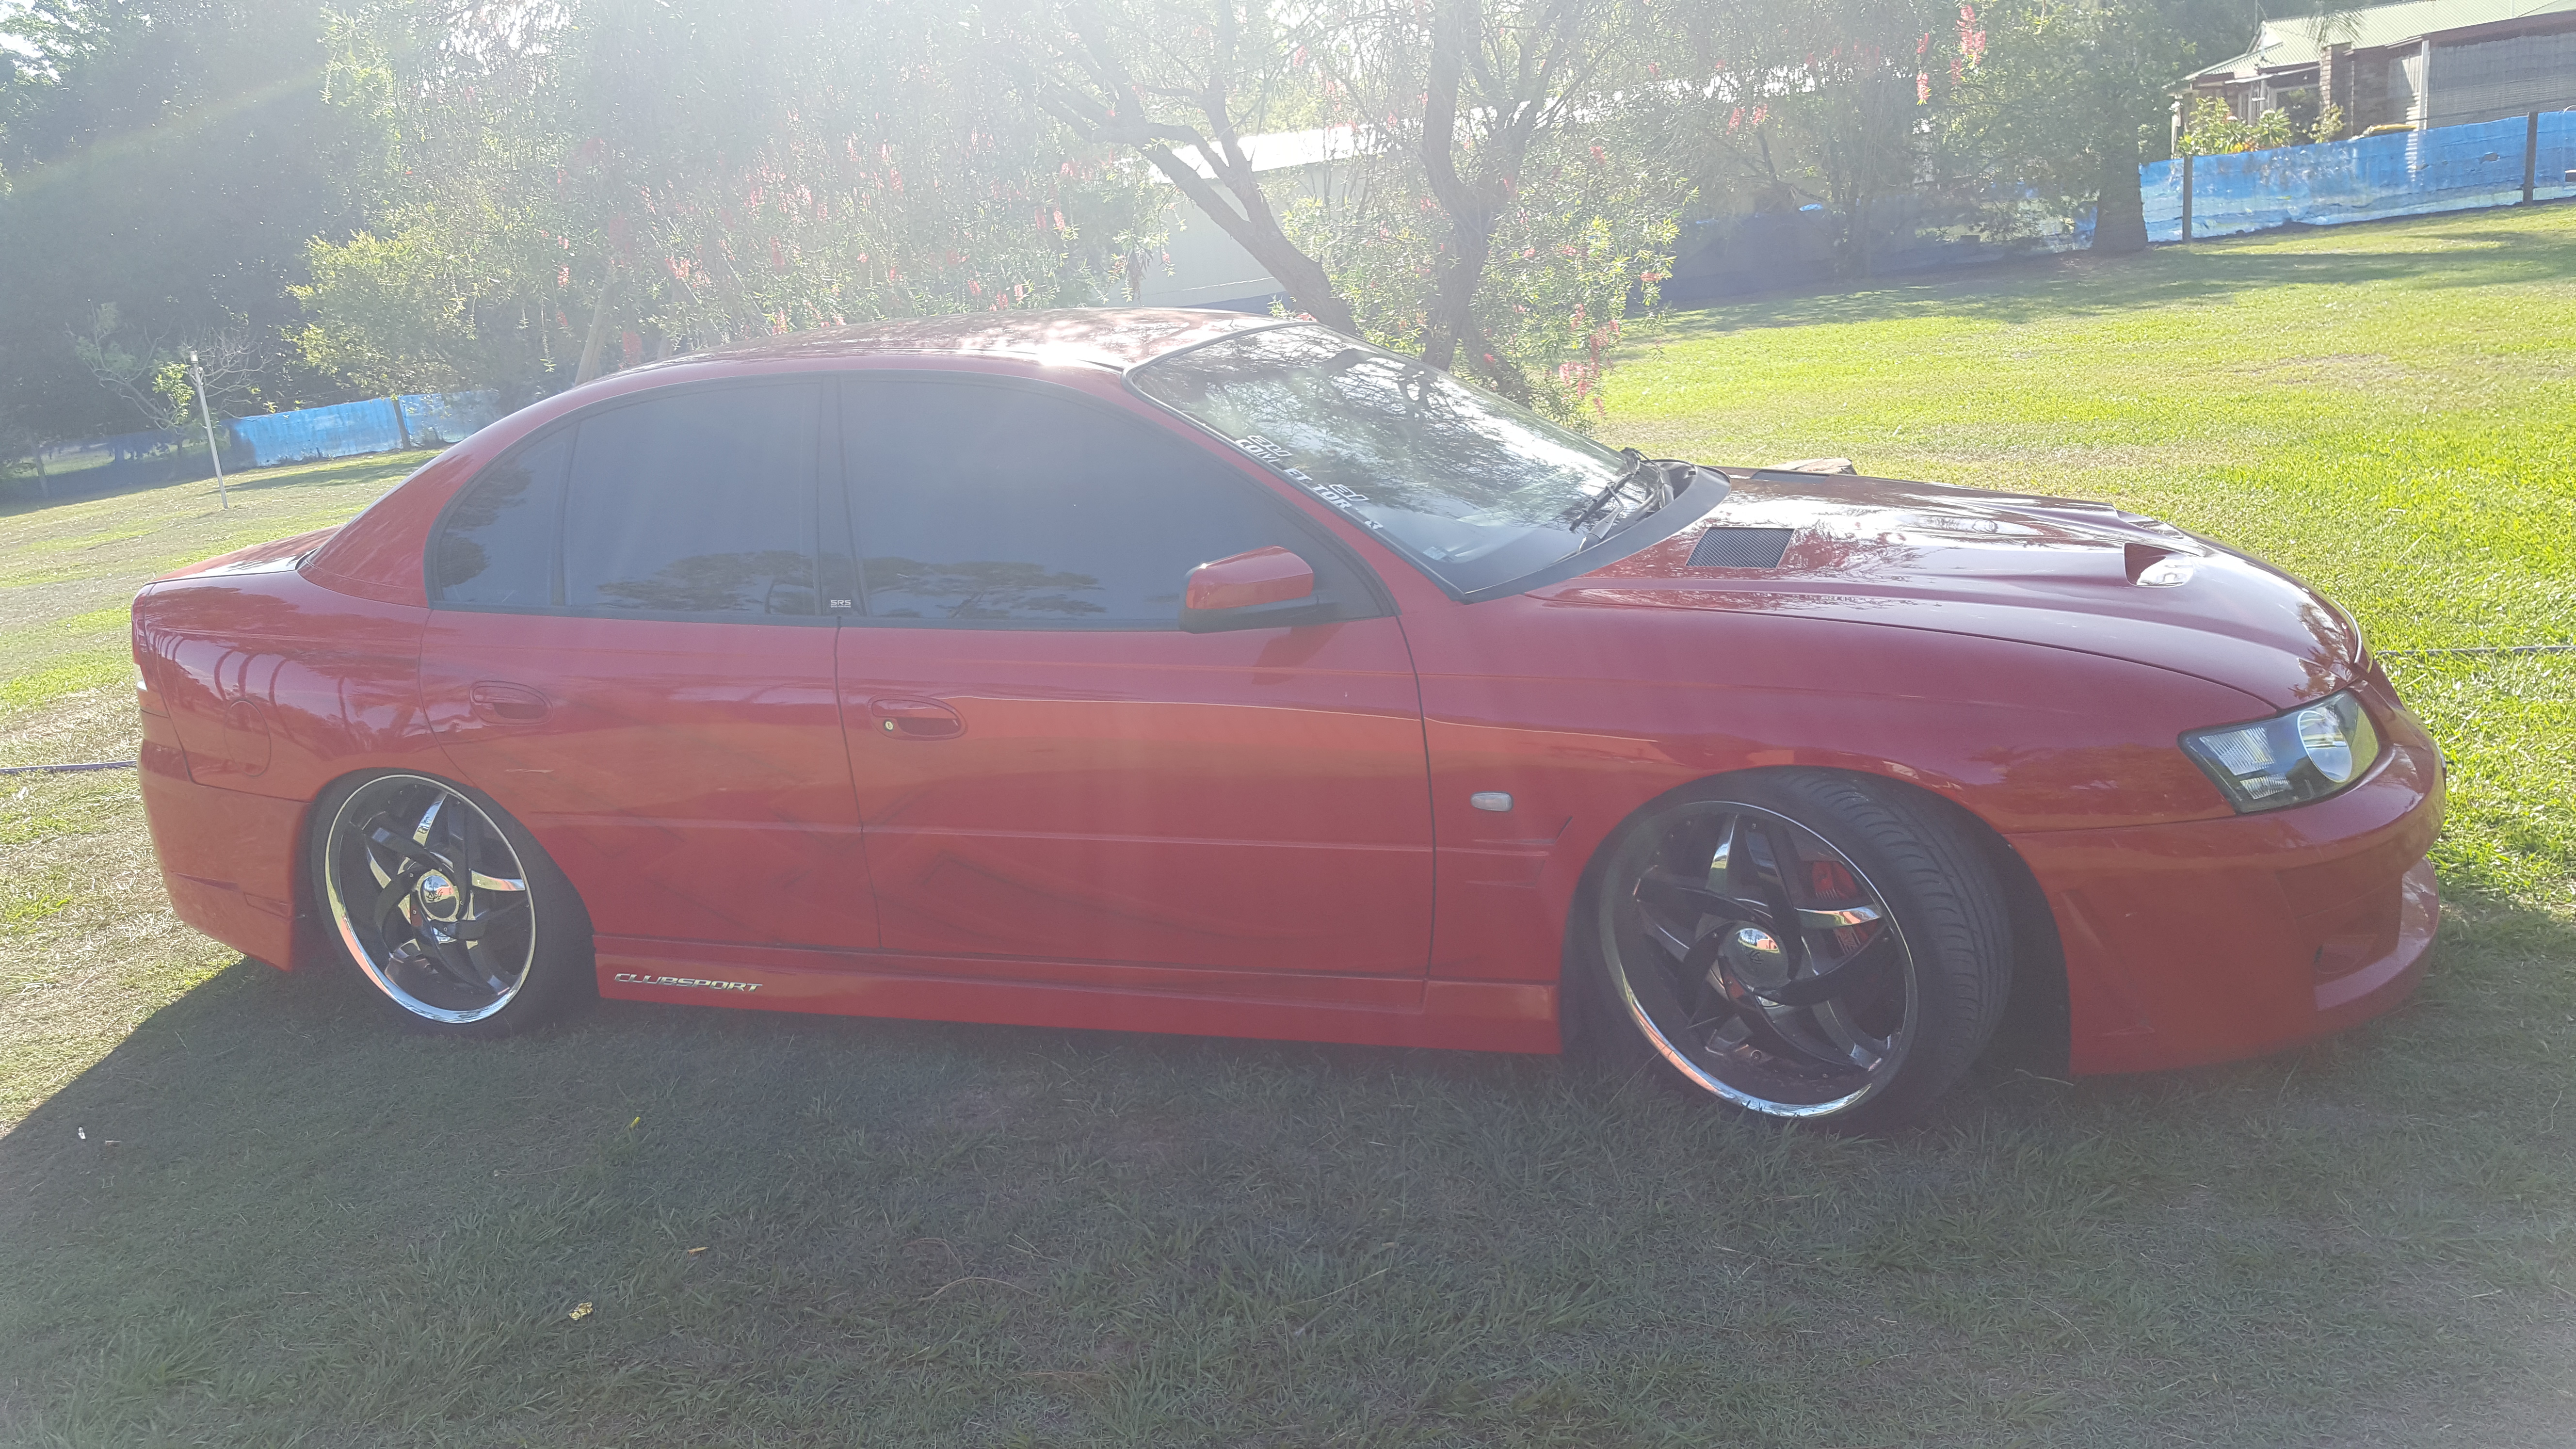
(639, 307, 1292, 376)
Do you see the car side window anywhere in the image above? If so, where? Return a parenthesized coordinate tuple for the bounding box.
(841, 379, 1374, 628)
(560, 383, 822, 617)
(432, 430, 572, 606)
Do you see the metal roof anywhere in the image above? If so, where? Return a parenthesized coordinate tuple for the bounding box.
(2186, 0, 2576, 80)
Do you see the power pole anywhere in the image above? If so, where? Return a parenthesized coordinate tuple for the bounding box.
(190, 350, 227, 509)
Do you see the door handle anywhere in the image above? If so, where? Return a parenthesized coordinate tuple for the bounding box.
(469, 680, 550, 724)
(868, 696, 964, 740)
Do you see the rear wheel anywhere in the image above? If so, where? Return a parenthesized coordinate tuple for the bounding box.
(312, 771, 590, 1035)
(1575, 771, 2010, 1132)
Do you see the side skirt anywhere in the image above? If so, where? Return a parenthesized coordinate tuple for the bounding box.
(593, 938, 1561, 1054)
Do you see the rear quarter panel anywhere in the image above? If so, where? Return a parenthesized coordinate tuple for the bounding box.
(134, 566, 437, 967)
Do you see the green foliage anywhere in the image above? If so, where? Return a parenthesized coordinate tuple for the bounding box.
(1671, 0, 1959, 273)
(2178, 91, 2346, 156)
(292, 219, 536, 399)
(1294, 137, 1678, 422)
(64, 305, 181, 431)
(1945, 0, 2258, 251)
(0, 2, 386, 443)
(301, 0, 1164, 399)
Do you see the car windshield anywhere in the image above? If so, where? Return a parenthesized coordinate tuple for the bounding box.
(1131, 324, 1648, 594)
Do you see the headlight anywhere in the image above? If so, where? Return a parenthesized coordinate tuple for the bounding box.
(2180, 690, 2382, 813)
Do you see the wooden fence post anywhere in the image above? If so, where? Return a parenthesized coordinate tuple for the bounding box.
(2180, 152, 2195, 242)
(2527, 111, 2542, 205)
(31, 447, 47, 500)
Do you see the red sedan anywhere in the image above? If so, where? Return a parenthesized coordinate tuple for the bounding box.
(131, 310, 2442, 1129)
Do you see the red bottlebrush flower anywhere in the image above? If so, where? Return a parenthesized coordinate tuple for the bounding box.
(1752, 103, 1768, 126)
(1918, 31, 1931, 54)
(558, 266, 571, 289)
(770, 238, 785, 270)
(1918, 71, 1932, 104)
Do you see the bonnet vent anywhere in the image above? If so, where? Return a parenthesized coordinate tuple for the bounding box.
(1687, 527, 1796, 569)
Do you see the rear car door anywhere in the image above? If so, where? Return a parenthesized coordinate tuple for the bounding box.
(833, 375, 1434, 982)
(417, 379, 874, 950)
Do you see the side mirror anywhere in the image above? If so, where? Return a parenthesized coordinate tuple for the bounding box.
(1179, 547, 1336, 633)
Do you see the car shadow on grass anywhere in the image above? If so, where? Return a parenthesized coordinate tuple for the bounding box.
(2, 898, 2571, 1446)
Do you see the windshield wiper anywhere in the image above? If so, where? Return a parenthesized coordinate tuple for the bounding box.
(1566, 448, 1650, 535)
(1600, 459, 1681, 536)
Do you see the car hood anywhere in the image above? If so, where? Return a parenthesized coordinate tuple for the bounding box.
(1539, 470, 2364, 710)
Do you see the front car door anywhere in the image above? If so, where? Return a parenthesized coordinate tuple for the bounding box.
(417, 379, 874, 953)
(831, 372, 1434, 992)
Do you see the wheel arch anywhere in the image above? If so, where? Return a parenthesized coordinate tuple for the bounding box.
(1554, 764, 2070, 1074)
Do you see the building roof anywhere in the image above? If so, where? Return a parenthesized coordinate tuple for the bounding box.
(2186, 0, 2576, 81)
(648, 308, 1287, 374)
(1156, 125, 1372, 181)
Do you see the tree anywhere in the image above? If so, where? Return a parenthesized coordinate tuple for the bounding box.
(297, 0, 1160, 400)
(0, 1, 378, 444)
(985, 0, 1361, 334)
(1280, 0, 1684, 410)
(1664, 0, 1961, 279)
(1946, 0, 2257, 255)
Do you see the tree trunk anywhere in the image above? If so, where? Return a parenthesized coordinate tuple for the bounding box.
(1136, 145, 1358, 335)
(2093, 131, 2150, 256)
(575, 272, 619, 385)
(1420, 220, 1494, 375)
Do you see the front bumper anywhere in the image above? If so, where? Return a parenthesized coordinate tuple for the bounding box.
(2010, 692, 2444, 1077)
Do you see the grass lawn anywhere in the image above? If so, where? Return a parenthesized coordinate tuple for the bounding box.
(1, 206, 2571, 1447)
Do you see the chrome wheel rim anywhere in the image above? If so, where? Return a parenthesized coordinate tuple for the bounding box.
(322, 774, 536, 1024)
(1602, 801, 1917, 1117)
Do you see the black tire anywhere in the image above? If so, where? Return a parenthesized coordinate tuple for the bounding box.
(1567, 770, 2012, 1133)
(308, 770, 593, 1037)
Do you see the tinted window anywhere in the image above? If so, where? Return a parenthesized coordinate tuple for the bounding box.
(842, 381, 1368, 628)
(562, 384, 821, 616)
(434, 431, 571, 605)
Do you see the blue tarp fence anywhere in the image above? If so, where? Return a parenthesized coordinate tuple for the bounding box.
(14, 390, 501, 499)
(1668, 111, 2574, 300)
(2144, 111, 2576, 242)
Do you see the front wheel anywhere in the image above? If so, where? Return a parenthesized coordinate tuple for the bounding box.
(311, 771, 591, 1036)
(1574, 771, 2012, 1132)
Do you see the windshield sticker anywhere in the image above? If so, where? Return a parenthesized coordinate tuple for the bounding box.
(1313, 482, 1369, 509)
(1235, 435, 1292, 463)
